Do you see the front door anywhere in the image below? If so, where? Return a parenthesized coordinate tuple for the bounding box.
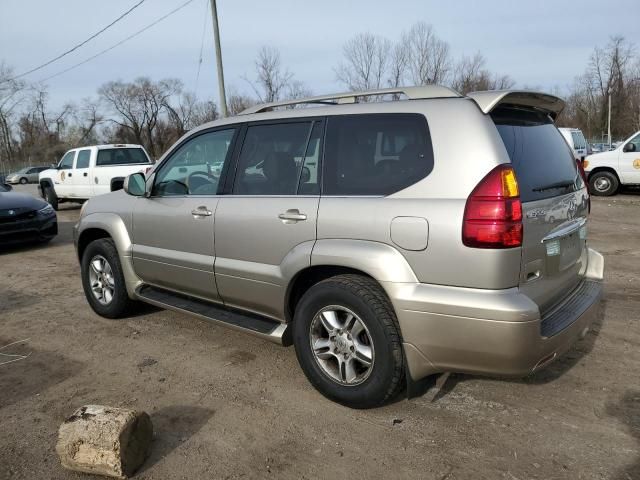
(215, 119, 323, 320)
(54, 150, 76, 197)
(619, 133, 640, 184)
(131, 128, 238, 301)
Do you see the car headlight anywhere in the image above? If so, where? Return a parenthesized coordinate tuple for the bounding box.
(38, 204, 55, 216)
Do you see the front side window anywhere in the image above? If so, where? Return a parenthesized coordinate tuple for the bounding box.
(233, 122, 313, 195)
(58, 151, 75, 170)
(153, 129, 235, 196)
(323, 114, 433, 196)
(96, 148, 149, 166)
(76, 150, 91, 169)
(626, 133, 640, 151)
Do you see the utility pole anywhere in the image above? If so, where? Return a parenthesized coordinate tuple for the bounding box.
(607, 89, 612, 148)
(209, 0, 228, 117)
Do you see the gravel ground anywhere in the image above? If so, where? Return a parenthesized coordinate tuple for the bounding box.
(0, 185, 638, 480)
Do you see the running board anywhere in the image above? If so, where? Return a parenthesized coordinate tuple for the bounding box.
(136, 285, 291, 346)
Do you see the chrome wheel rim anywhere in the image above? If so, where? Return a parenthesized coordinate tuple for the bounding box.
(594, 177, 610, 192)
(88, 255, 115, 305)
(309, 306, 374, 386)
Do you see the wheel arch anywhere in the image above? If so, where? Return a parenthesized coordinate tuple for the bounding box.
(587, 166, 620, 181)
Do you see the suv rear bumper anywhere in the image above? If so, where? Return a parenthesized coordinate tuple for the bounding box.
(385, 248, 604, 381)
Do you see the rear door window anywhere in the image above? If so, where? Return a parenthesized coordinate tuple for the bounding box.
(323, 114, 433, 195)
(96, 148, 149, 166)
(491, 107, 579, 202)
(233, 121, 313, 195)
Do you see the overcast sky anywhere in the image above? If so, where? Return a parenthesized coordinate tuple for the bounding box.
(1, 0, 638, 110)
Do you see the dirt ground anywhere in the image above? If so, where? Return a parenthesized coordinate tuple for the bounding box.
(0, 184, 638, 480)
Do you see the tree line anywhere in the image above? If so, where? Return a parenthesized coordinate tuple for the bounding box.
(1, 22, 638, 173)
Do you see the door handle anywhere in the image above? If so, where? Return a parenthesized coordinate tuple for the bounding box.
(83, 172, 88, 177)
(191, 206, 212, 217)
(68, 173, 72, 177)
(278, 209, 307, 222)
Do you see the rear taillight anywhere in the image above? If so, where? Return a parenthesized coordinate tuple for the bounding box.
(462, 165, 523, 249)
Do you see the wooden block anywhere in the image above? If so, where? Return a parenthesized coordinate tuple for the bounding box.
(56, 405, 153, 479)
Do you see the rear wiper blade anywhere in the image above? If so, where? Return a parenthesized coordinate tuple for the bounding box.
(532, 180, 574, 192)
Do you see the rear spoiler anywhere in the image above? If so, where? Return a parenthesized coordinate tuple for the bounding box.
(466, 90, 565, 120)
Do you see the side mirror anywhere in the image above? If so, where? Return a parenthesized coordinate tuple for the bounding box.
(123, 173, 146, 196)
(623, 143, 636, 153)
(300, 166, 311, 184)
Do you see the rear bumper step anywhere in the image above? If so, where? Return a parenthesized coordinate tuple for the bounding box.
(540, 280, 602, 337)
(136, 285, 290, 345)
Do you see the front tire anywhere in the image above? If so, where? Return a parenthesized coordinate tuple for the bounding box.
(589, 171, 618, 196)
(44, 185, 59, 210)
(81, 238, 136, 319)
(19, 177, 28, 184)
(292, 274, 404, 408)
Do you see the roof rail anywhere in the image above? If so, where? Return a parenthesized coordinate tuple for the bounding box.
(239, 85, 460, 115)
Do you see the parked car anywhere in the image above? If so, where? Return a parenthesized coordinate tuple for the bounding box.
(74, 87, 604, 408)
(5, 166, 50, 184)
(584, 131, 640, 196)
(0, 181, 57, 246)
(558, 128, 589, 162)
(38, 144, 153, 210)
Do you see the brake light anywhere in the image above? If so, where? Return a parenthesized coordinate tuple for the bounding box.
(462, 165, 523, 248)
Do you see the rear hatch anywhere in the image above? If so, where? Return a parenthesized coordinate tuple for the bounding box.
(491, 106, 589, 314)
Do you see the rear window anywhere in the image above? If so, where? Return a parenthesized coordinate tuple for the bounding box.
(323, 114, 433, 196)
(492, 107, 579, 202)
(96, 148, 149, 166)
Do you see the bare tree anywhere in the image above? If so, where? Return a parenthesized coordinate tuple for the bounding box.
(405, 22, 451, 85)
(0, 62, 27, 170)
(451, 52, 514, 94)
(248, 46, 293, 102)
(388, 35, 410, 89)
(335, 33, 391, 91)
(99, 77, 182, 157)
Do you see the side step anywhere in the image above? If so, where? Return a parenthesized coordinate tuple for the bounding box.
(136, 285, 291, 345)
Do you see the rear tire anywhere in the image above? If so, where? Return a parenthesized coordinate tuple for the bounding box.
(589, 171, 618, 196)
(292, 274, 404, 409)
(44, 186, 59, 210)
(81, 238, 136, 319)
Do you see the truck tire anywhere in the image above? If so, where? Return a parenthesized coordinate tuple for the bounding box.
(292, 274, 404, 409)
(589, 171, 619, 196)
(44, 185, 59, 210)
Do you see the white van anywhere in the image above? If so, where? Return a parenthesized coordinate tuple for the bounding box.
(559, 128, 589, 162)
(584, 131, 640, 196)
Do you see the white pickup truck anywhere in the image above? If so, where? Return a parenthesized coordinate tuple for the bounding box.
(584, 131, 640, 196)
(39, 144, 153, 210)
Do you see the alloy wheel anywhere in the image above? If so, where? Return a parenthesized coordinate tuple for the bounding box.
(309, 306, 375, 385)
(88, 255, 115, 305)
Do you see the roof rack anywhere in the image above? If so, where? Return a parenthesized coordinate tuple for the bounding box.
(240, 85, 460, 115)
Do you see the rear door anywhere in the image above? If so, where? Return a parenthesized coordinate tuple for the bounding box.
(492, 107, 588, 313)
(71, 149, 92, 198)
(214, 119, 322, 319)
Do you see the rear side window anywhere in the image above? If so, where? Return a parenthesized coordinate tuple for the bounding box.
(76, 150, 91, 168)
(233, 122, 313, 195)
(96, 148, 149, 166)
(323, 114, 433, 196)
(492, 107, 579, 202)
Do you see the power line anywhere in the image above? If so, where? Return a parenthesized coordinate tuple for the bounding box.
(194, 0, 210, 95)
(38, 0, 197, 83)
(9, 0, 146, 81)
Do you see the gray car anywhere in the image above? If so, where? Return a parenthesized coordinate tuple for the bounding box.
(6, 166, 50, 184)
(74, 86, 604, 408)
